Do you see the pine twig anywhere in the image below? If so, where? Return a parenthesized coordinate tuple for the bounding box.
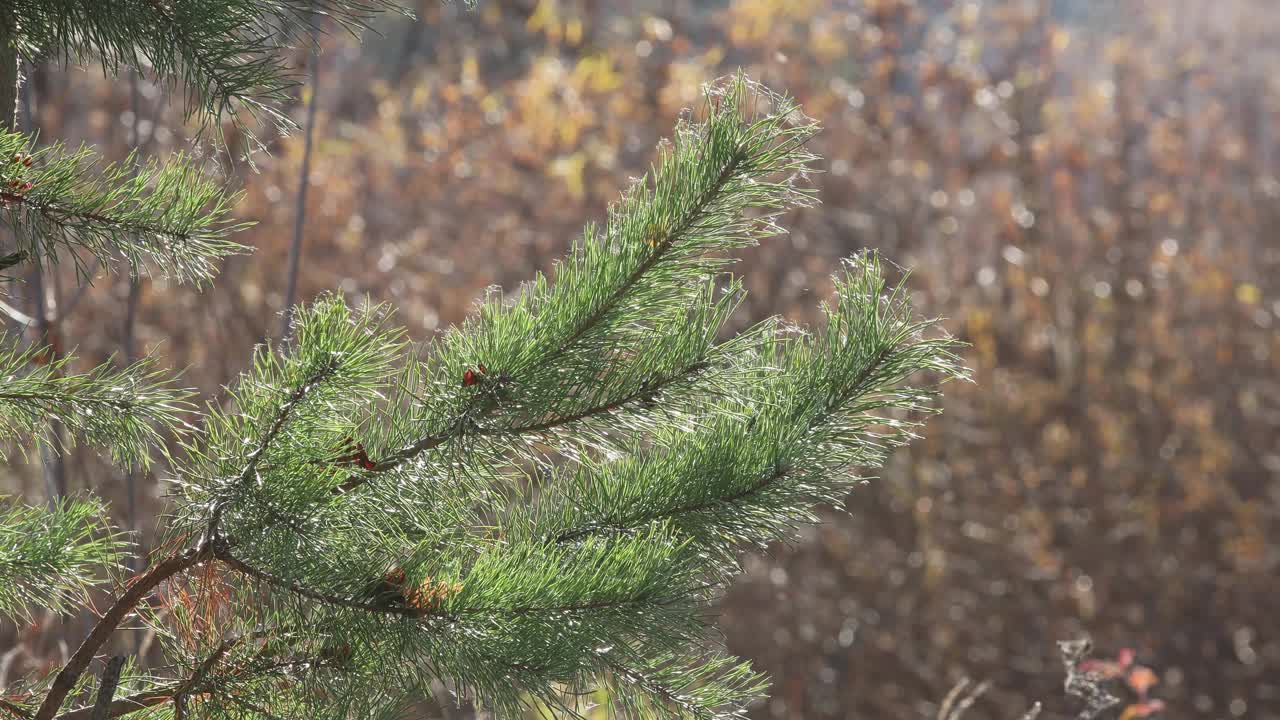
(89, 657, 125, 720)
(334, 359, 712, 494)
(214, 545, 422, 618)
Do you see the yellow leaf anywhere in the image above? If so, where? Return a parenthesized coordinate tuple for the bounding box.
(1051, 28, 1071, 53)
(1236, 283, 1261, 305)
(565, 17, 583, 46)
(548, 153, 587, 199)
(526, 0, 557, 32)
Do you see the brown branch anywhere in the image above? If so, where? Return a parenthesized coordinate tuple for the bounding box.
(0, 28, 18, 133)
(89, 657, 125, 720)
(54, 629, 280, 720)
(279, 22, 322, 342)
(33, 547, 210, 720)
(214, 546, 423, 618)
(335, 359, 712, 494)
(53, 688, 172, 720)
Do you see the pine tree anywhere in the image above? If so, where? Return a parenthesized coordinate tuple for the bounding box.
(0, 3, 966, 719)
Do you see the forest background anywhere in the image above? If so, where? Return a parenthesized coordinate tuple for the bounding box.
(2, 0, 1277, 718)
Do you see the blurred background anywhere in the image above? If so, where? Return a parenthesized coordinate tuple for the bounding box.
(3, 0, 1279, 717)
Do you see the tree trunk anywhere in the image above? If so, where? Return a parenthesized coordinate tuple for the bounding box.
(0, 27, 19, 132)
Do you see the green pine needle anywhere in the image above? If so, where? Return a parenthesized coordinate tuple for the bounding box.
(0, 495, 126, 621)
(0, 130, 248, 282)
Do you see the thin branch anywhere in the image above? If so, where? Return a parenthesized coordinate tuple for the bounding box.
(596, 653, 713, 720)
(214, 545, 423, 618)
(0, 190, 208, 246)
(280, 18, 322, 342)
(225, 696, 285, 720)
(54, 629, 277, 720)
(27, 247, 68, 502)
(89, 657, 125, 720)
(334, 359, 712, 494)
(202, 356, 339, 541)
(0, 29, 17, 132)
(123, 67, 146, 598)
(33, 547, 210, 720)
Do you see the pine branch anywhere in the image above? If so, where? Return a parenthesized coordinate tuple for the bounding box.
(595, 651, 767, 720)
(0, 131, 247, 282)
(531, 253, 968, 563)
(202, 352, 340, 542)
(601, 656, 717, 720)
(7, 1, 409, 128)
(33, 546, 210, 720)
(361, 77, 819, 484)
(0, 64, 967, 720)
(0, 340, 189, 468)
(194, 510, 718, 718)
(8, 1, 414, 128)
(0, 496, 126, 621)
(173, 296, 404, 543)
(549, 464, 794, 546)
(214, 513, 705, 616)
(333, 355, 715, 494)
(486, 359, 712, 438)
(552, 155, 744, 360)
(548, 340, 900, 545)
